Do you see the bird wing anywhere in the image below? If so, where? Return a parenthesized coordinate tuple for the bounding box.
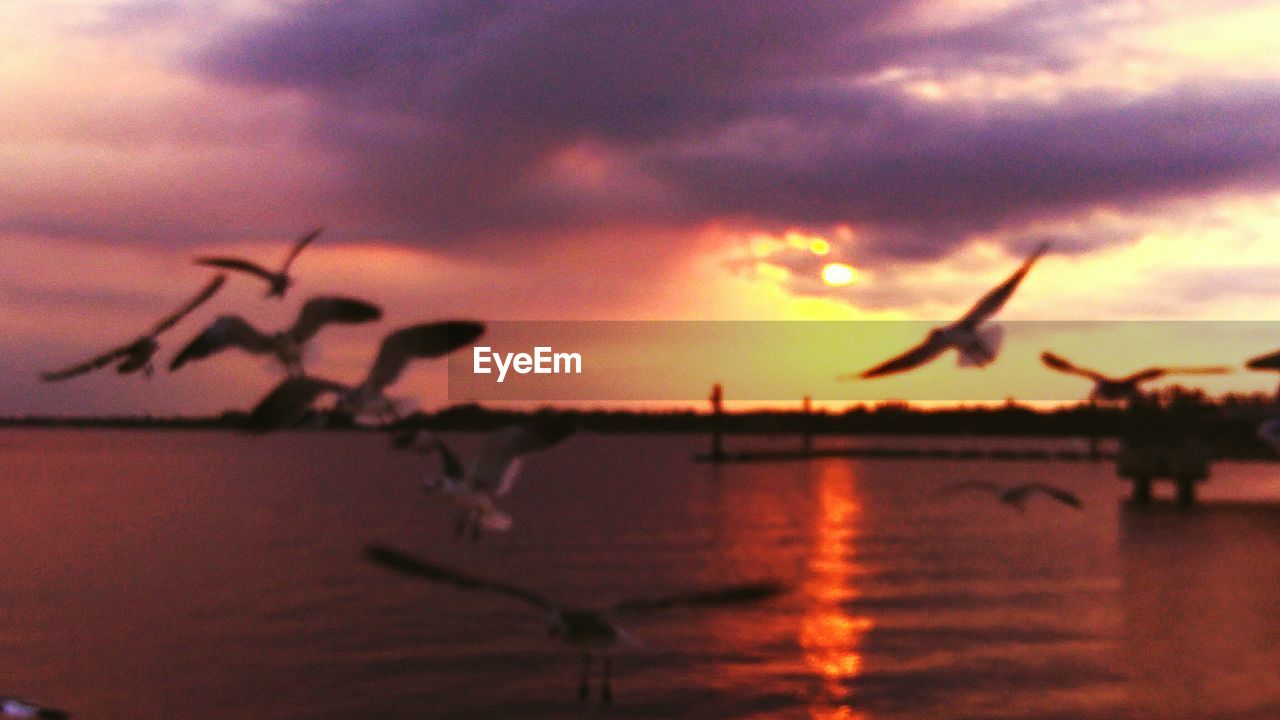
(194, 256, 277, 283)
(608, 581, 788, 614)
(287, 296, 383, 343)
(363, 544, 555, 609)
(1011, 483, 1083, 509)
(1040, 352, 1106, 382)
(279, 226, 324, 272)
(363, 321, 486, 393)
(470, 417, 575, 495)
(245, 376, 347, 432)
(957, 241, 1049, 328)
(848, 335, 948, 380)
(39, 341, 135, 382)
(1117, 368, 1167, 385)
(0, 698, 69, 719)
(935, 480, 1004, 498)
(429, 435, 466, 479)
(169, 315, 273, 371)
(1246, 349, 1280, 371)
(148, 274, 226, 336)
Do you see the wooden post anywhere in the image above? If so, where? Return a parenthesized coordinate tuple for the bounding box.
(801, 395, 813, 454)
(709, 383, 724, 463)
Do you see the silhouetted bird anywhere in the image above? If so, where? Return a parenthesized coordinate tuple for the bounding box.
(169, 296, 381, 376)
(363, 544, 786, 704)
(844, 242, 1049, 380)
(39, 274, 225, 382)
(195, 227, 322, 298)
(1245, 348, 1280, 397)
(0, 696, 69, 718)
(936, 480, 1082, 511)
(243, 321, 484, 430)
(399, 418, 576, 539)
(1041, 351, 1230, 402)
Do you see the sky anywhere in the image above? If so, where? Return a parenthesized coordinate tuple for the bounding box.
(4, 0, 1280, 415)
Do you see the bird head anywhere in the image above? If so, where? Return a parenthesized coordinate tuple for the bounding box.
(267, 275, 292, 298)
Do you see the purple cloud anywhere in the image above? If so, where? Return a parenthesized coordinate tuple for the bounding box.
(182, 0, 1280, 258)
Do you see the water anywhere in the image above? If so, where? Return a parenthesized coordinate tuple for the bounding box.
(2, 430, 1279, 719)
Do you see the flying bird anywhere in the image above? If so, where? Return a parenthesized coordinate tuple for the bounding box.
(1, 697, 69, 719)
(398, 418, 576, 539)
(39, 274, 225, 382)
(844, 242, 1049, 380)
(363, 544, 785, 703)
(241, 321, 485, 430)
(169, 296, 382, 376)
(936, 480, 1082, 512)
(1041, 351, 1230, 402)
(194, 227, 323, 298)
(1244, 348, 1280, 397)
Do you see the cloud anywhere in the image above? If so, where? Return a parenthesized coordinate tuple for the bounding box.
(180, 0, 1280, 262)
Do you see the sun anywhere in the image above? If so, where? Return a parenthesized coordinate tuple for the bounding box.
(821, 262, 857, 286)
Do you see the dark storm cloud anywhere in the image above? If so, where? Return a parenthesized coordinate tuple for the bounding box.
(192, 0, 1280, 257)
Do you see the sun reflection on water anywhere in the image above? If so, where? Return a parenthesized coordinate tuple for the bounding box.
(801, 461, 873, 720)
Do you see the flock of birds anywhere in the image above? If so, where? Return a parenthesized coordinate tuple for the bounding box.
(22, 228, 787, 715)
(17, 233, 1280, 715)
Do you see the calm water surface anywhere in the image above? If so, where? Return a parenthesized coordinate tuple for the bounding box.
(2, 430, 1279, 719)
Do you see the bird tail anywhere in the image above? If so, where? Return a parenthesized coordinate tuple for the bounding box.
(957, 324, 1004, 367)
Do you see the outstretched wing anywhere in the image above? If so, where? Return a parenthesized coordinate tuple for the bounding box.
(609, 581, 787, 613)
(245, 376, 347, 432)
(363, 321, 486, 393)
(0, 698, 69, 719)
(849, 335, 948, 380)
(194, 256, 277, 283)
(470, 416, 576, 495)
(39, 342, 134, 382)
(280, 227, 324, 272)
(958, 242, 1049, 328)
(428, 435, 466, 479)
(1041, 352, 1106, 382)
(935, 480, 1004, 498)
(363, 544, 555, 609)
(149, 274, 226, 336)
(169, 315, 274, 371)
(1247, 349, 1280, 371)
(287, 296, 382, 343)
(1012, 483, 1083, 509)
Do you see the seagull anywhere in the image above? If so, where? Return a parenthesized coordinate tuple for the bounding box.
(0, 697, 69, 719)
(169, 296, 382, 376)
(397, 418, 576, 539)
(1245, 348, 1280, 398)
(194, 227, 322, 299)
(39, 274, 225, 382)
(1041, 351, 1231, 402)
(242, 321, 485, 431)
(363, 544, 785, 704)
(936, 480, 1082, 512)
(843, 242, 1049, 380)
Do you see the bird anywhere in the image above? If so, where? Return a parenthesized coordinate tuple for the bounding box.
(1244, 348, 1280, 398)
(39, 274, 225, 382)
(396, 417, 576, 539)
(1041, 351, 1231, 402)
(241, 321, 485, 430)
(363, 544, 786, 704)
(0, 697, 69, 719)
(936, 481, 1082, 511)
(169, 296, 382, 376)
(843, 242, 1049, 380)
(194, 227, 322, 298)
